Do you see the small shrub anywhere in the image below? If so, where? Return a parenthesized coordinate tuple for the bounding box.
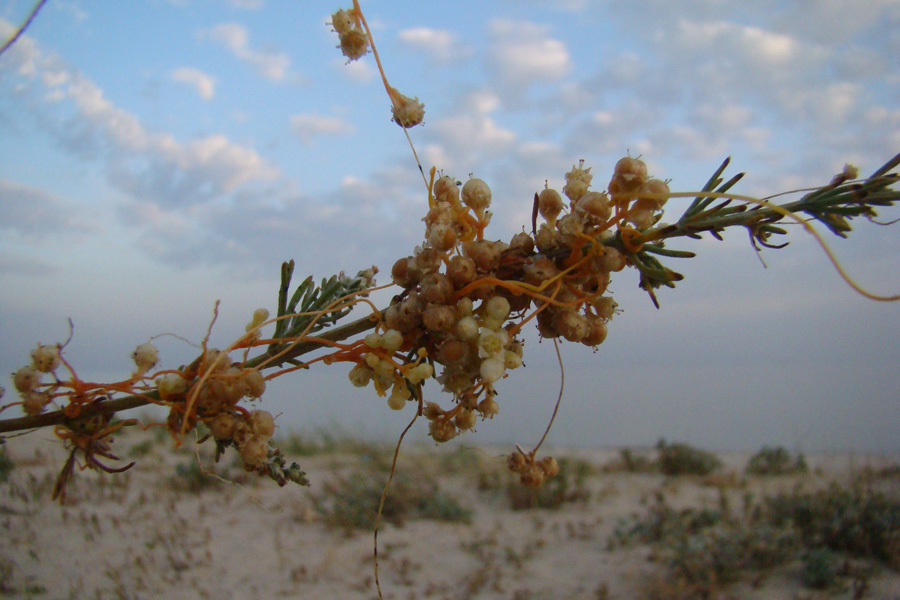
(0, 447, 14, 483)
(655, 439, 721, 476)
(128, 439, 155, 458)
(746, 446, 807, 476)
(801, 547, 840, 589)
(507, 457, 592, 510)
(611, 493, 725, 547)
(170, 461, 220, 493)
(764, 482, 900, 566)
(603, 448, 655, 473)
(314, 465, 471, 530)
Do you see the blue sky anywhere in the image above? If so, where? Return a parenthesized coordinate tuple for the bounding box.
(1, 0, 899, 453)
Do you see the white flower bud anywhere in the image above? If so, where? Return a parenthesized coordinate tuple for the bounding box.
(381, 329, 403, 353)
(157, 373, 189, 400)
(245, 308, 269, 334)
(132, 342, 159, 375)
(462, 178, 491, 214)
(480, 357, 505, 384)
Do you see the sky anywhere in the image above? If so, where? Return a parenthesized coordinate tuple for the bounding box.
(1, 0, 899, 454)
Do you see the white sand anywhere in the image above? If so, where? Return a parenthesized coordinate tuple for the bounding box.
(2, 430, 899, 599)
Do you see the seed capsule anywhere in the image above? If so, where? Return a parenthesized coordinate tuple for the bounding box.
(391, 91, 425, 128)
(30, 344, 60, 373)
(538, 188, 564, 222)
(462, 178, 491, 214)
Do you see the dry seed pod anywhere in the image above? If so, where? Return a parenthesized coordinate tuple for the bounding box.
(13, 366, 40, 393)
(330, 9, 354, 33)
(564, 161, 593, 202)
(240, 435, 269, 468)
(523, 257, 560, 286)
(208, 412, 236, 440)
(582, 317, 608, 347)
(638, 178, 670, 210)
(464, 240, 502, 271)
(428, 222, 457, 252)
(478, 396, 499, 417)
(420, 272, 453, 304)
(391, 256, 416, 288)
(245, 369, 266, 398)
(391, 91, 425, 128)
(30, 344, 60, 373)
(508, 231, 535, 254)
(462, 178, 491, 213)
(609, 156, 648, 196)
(553, 309, 589, 343)
(22, 391, 50, 415)
(250, 410, 275, 438)
(538, 187, 564, 222)
(433, 175, 460, 205)
(507, 452, 527, 473)
(447, 255, 476, 288)
(538, 456, 560, 478)
(520, 465, 545, 487)
(574, 191, 612, 223)
(338, 29, 368, 61)
(423, 304, 456, 332)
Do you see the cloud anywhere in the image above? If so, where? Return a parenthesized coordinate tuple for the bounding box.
(228, 0, 264, 8)
(486, 19, 572, 95)
(170, 67, 216, 100)
(201, 22, 290, 82)
(289, 113, 355, 143)
(0, 26, 280, 211)
(0, 179, 93, 236)
(425, 90, 516, 173)
(397, 27, 471, 63)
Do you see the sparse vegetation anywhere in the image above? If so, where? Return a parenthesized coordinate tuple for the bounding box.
(746, 445, 808, 475)
(0, 447, 13, 483)
(612, 469, 900, 598)
(655, 439, 722, 476)
(313, 462, 472, 530)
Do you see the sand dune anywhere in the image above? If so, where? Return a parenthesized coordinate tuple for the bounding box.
(2, 429, 899, 599)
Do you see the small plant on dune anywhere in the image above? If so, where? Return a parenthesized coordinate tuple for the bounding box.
(655, 439, 722, 476)
(314, 463, 471, 530)
(1, 2, 899, 598)
(746, 446, 808, 476)
(0, 447, 13, 483)
(613, 475, 900, 597)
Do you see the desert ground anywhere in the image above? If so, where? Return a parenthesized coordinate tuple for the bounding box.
(1, 426, 899, 600)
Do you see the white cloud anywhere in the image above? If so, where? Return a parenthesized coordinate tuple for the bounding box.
(290, 113, 355, 143)
(333, 56, 374, 82)
(672, 19, 803, 69)
(0, 31, 280, 209)
(228, 0, 264, 8)
(0, 179, 93, 235)
(487, 19, 572, 92)
(426, 90, 516, 172)
(170, 67, 216, 100)
(202, 22, 290, 82)
(397, 27, 470, 63)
